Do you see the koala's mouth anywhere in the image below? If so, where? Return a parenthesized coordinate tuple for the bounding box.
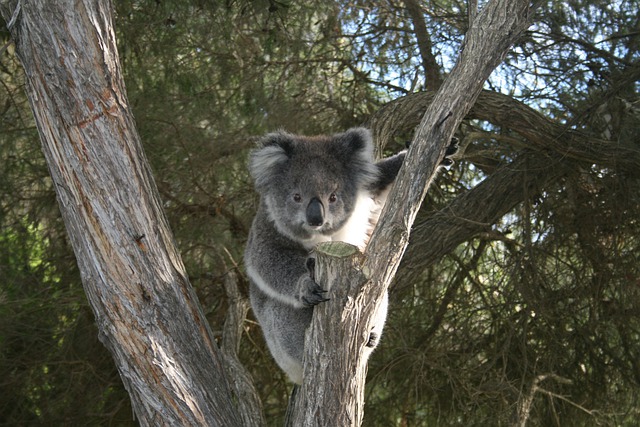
(303, 222, 333, 234)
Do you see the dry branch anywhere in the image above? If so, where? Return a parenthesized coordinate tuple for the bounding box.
(288, 0, 534, 424)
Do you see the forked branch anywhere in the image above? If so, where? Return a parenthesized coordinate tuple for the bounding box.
(288, 0, 534, 425)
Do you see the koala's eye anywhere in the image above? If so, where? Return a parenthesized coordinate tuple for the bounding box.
(293, 193, 302, 203)
(328, 193, 337, 203)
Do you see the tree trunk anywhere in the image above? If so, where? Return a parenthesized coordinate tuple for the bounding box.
(287, 0, 533, 424)
(287, 242, 370, 426)
(0, 1, 243, 425)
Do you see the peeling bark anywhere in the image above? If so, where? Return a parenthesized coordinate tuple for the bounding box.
(0, 1, 242, 425)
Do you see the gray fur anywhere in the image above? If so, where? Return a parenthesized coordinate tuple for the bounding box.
(244, 128, 405, 384)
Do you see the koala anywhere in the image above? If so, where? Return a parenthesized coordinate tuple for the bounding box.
(244, 127, 456, 384)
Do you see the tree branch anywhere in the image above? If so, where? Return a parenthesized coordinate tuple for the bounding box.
(365, 0, 533, 292)
(404, 0, 443, 90)
(370, 89, 640, 171)
(289, 0, 533, 424)
(0, 1, 242, 425)
(220, 264, 266, 427)
(288, 243, 371, 426)
(401, 152, 570, 275)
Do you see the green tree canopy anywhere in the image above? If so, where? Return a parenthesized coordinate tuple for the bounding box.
(1, 0, 638, 425)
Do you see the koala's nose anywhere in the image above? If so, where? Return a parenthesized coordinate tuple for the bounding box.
(306, 197, 324, 227)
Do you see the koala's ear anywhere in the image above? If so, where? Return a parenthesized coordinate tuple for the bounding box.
(336, 128, 375, 161)
(334, 127, 378, 186)
(249, 131, 294, 189)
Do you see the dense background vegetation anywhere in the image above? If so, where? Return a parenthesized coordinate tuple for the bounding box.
(1, 0, 638, 425)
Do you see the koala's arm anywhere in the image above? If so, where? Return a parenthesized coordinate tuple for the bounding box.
(368, 151, 406, 195)
(245, 228, 328, 308)
(370, 137, 459, 194)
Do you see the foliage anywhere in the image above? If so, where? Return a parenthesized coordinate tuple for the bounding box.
(1, 0, 638, 425)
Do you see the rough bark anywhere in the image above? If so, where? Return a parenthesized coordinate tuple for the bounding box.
(288, 242, 371, 426)
(0, 1, 242, 425)
(288, 0, 533, 424)
(220, 267, 267, 427)
(370, 89, 640, 171)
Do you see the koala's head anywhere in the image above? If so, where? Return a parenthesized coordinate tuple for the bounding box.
(249, 128, 379, 242)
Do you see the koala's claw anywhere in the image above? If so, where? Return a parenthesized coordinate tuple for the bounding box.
(301, 280, 329, 306)
(445, 137, 459, 156)
(302, 293, 330, 306)
(366, 332, 379, 348)
(440, 157, 454, 167)
(440, 137, 459, 168)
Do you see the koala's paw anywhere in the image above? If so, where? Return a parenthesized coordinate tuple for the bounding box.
(301, 279, 329, 307)
(300, 257, 329, 307)
(366, 332, 379, 348)
(440, 136, 459, 168)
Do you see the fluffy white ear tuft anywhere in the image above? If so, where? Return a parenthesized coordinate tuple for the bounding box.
(249, 132, 293, 190)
